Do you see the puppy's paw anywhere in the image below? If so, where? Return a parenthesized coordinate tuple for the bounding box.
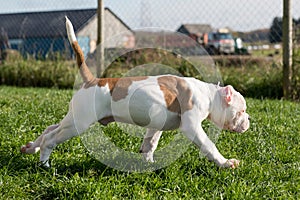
(20, 142, 39, 154)
(223, 159, 240, 169)
(20, 142, 33, 153)
(140, 152, 155, 163)
(20, 145, 27, 153)
(39, 160, 51, 168)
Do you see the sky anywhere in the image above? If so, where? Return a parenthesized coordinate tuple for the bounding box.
(0, 0, 299, 32)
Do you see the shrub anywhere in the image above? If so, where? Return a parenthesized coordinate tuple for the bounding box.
(292, 48, 300, 100)
(220, 64, 283, 99)
(103, 49, 285, 99)
(1, 50, 298, 100)
(0, 59, 77, 89)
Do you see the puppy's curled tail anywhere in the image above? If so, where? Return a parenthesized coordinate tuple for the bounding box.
(65, 16, 97, 84)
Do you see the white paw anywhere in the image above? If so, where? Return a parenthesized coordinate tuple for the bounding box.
(20, 142, 39, 154)
(39, 160, 50, 168)
(223, 159, 240, 169)
(141, 152, 154, 163)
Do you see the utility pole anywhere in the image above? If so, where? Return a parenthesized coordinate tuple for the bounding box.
(97, 0, 104, 77)
(282, 0, 293, 99)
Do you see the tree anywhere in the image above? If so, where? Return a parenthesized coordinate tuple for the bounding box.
(269, 17, 283, 43)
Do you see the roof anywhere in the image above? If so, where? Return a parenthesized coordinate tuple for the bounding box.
(177, 24, 213, 35)
(0, 8, 130, 39)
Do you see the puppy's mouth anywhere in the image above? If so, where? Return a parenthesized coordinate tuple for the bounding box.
(231, 115, 250, 133)
(233, 122, 250, 133)
(234, 126, 248, 133)
(225, 121, 249, 133)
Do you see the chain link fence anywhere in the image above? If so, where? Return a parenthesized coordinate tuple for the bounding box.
(1, 0, 300, 175)
(0, 0, 300, 98)
(0, 0, 299, 58)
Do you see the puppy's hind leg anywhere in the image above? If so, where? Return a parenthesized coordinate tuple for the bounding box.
(140, 129, 162, 162)
(38, 109, 91, 167)
(21, 124, 60, 154)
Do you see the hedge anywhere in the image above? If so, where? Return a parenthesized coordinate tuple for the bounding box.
(0, 50, 299, 100)
(0, 60, 77, 89)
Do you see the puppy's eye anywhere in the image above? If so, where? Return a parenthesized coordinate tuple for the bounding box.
(238, 110, 245, 115)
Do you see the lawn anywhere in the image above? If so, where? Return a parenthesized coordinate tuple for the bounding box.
(0, 86, 299, 199)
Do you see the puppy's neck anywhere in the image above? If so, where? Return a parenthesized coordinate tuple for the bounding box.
(207, 85, 226, 129)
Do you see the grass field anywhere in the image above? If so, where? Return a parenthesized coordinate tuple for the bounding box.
(0, 86, 299, 199)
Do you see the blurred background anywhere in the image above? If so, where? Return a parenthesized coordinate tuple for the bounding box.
(0, 0, 299, 99)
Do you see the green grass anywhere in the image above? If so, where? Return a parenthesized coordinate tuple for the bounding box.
(0, 86, 299, 199)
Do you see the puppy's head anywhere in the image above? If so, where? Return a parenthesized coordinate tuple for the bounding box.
(219, 85, 250, 133)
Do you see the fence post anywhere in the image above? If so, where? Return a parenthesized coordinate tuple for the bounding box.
(97, 0, 104, 78)
(282, 0, 293, 99)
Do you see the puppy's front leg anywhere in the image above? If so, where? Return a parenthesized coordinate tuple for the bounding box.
(21, 124, 60, 154)
(180, 114, 239, 168)
(140, 129, 162, 162)
(38, 110, 81, 167)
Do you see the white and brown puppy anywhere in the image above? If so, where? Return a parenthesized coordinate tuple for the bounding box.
(21, 17, 250, 169)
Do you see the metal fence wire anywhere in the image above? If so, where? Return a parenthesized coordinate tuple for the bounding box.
(0, 0, 299, 60)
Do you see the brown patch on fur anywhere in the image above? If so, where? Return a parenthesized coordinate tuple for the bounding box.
(71, 42, 97, 86)
(99, 116, 115, 125)
(158, 76, 193, 114)
(72, 42, 84, 67)
(98, 78, 119, 92)
(98, 76, 148, 101)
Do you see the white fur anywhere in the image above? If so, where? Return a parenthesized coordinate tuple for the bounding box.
(111, 77, 178, 130)
(65, 16, 77, 43)
(21, 76, 249, 169)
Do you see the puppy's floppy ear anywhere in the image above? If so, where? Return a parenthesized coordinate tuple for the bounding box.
(220, 85, 234, 105)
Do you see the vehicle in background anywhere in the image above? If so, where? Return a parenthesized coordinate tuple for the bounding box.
(203, 28, 235, 55)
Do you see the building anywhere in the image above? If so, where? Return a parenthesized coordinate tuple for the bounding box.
(0, 8, 134, 58)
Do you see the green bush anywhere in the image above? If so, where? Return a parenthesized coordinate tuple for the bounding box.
(103, 49, 286, 99)
(1, 49, 299, 100)
(103, 48, 199, 78)
(0, 59, 77, 89)
(292, 48, 300, 100)
(220, 64, 283, 99)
